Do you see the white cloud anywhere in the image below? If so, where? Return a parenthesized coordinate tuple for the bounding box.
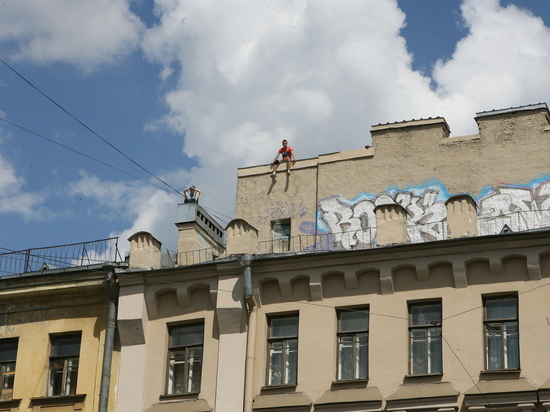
(4, 0, 550, 251)
(0, 0, 143, 70)
(0, 148, 47, 220)
(67, 170, 187, 252)
(432, 0, 550, 133)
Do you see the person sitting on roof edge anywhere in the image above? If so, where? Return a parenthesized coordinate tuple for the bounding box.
(183, 185, 201, 203)
(271, 139, 296, 178)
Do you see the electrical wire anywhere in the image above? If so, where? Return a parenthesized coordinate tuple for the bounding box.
(118, 267, 550, 403)
(0, 57, 183, 198)
(0, 57, 236, 224)
(0, 116, 176, 195)
(1, 116, 237, 223)
(118, 272, 408, 320)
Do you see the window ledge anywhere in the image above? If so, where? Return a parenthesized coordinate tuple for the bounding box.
(159, 392, 200, 401)
(480, 369, 521, 375)
(261, 383, 297, 391)
(0, 398, 21, 408)
(332, 379, 369, 385)
(405, 373, 443, 378)
(30, 394, 86, 408)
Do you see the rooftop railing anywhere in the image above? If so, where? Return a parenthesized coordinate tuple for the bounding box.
(0, 237, 123, 278)
(258, 230, 376, 254)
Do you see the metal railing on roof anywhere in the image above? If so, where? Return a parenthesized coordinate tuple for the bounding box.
(175, 247, 222, 266)
(258, 230, 376, 254)
(0, 237, 123, 278)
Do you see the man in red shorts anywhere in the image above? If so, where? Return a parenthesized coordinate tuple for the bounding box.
(270, 139, 296, 178)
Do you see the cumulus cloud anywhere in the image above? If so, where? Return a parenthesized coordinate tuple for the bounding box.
(0, 0, 144, 70)
(0, 149, 47, 220)
(67, 169, 189, 252)
(432, 0, 550, 132)
(3, 0, 550, 250)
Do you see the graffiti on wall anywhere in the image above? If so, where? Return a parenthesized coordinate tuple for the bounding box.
(305, 176, 550, 250)
(477, 179, 550, 234)
(256, 198, 308, 225)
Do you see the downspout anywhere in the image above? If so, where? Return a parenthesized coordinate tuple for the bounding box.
(239, 255, 258, 412)
(99, 271, 118, 412)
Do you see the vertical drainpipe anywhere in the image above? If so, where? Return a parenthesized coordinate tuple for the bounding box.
(99, 271, 118, 412)
(239, 255, 257, 412)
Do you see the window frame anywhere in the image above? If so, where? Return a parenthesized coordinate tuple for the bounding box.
(483, 294, 519, 371)
(336, 307, 369, 381)
(266, 313, 299, 387)
(408, 301, 442, 376)
(166, 321, 204, 395)
(0, 338, 18, 401)
(271, 219, 291, 252)
(48, 332, 81, 397)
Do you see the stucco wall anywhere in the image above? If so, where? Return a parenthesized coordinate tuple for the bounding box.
(233, 106, 550, 252)
(0, 284, 116, 412)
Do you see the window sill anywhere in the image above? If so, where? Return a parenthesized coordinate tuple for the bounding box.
(30, 394, 86, 409)
(261, 383, 297, 391)
(159, 392, 200, 401)
(332, 378, 369, 385)
(480, 369, 520, 375)
(0, 398, 21, 408)
(405, 373, 443, 378)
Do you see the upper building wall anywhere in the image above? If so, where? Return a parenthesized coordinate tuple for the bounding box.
(233, 103, 550, 251)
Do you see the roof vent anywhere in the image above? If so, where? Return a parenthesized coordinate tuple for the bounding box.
(500, 224, 513, 234)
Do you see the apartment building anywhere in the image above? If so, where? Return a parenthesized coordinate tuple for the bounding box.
(115, 103, 550, 412)
(0, 239, 124, 412)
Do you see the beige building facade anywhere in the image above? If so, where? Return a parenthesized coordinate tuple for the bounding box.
(115, 103, 550, 412)
(234, 103, 550, 252)
(0, 261, 123, 412)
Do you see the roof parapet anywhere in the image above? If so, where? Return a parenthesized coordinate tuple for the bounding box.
(370, 117, 450, 134)
(475, 102, 549, 119)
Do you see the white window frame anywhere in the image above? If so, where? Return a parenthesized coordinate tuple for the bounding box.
(167, 322, 204, 394)
(409, 302, 442, 375)
(48, 333, 81, 396)
(484, 295, 519, 371)
(0, 338, 17, 401)
(336, 307, 369, 381)
(267, 314, 298, 386)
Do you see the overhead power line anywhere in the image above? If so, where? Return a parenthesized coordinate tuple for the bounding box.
(0, 57, 183, 198)
(0, 57, 237, 225)
(0, 117, 174, 195)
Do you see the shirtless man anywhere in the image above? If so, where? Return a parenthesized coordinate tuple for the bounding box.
(270, 140, 296, 177)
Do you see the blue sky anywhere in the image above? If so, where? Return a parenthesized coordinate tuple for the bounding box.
(1, 0, 550, 254)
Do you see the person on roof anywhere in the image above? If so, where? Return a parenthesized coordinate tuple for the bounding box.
(270, 140, 296, 178)
(183, 185, 201, 203)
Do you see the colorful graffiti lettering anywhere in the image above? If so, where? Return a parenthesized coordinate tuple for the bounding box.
(308, 177, 550, 250)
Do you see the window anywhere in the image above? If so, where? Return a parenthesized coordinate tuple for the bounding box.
(271, 220, 291, 252)
(48, 333, 81, 396)
(0, 338, 17, 401)
(337, 308, 369, 380)
(167, 322, 204, 394)
(267, 314, 298, 386)
(409, 302, 442, 375)
(484, 295, 519, 370)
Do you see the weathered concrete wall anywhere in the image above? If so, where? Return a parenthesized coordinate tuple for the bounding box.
(232, 105, 550, 252)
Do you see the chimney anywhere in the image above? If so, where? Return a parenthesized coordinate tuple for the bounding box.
(127, 232, 162, 269)
(175, 203, 226, 265)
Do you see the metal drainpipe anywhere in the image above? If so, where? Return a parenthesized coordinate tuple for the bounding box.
(244, 299, 258, 412)
(99, 271, 118, 412)
(239, 255, 257, 412)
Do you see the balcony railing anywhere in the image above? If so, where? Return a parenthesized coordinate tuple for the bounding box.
(258, 230, 376, 254)
(176, 248, 222, 266)
(0, 238, 122, 278)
